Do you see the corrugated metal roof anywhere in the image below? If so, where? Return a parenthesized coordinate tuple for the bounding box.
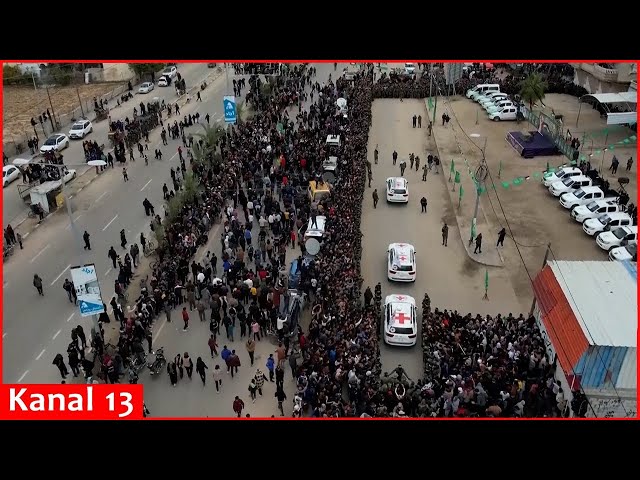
(575, 346, 629, 389)
(616, 347, 637, 390)
(548, 261, 637, 348)
(532, 266, 589, 373)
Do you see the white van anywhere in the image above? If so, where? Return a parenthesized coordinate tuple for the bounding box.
(466, 84, 500, 101)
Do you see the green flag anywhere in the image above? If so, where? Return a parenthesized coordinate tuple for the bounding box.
(454, 171, 461, 184)
(459, 185, 464, 200)
(484, 269, 489, 290)
(623, 138, 631, 144)
(609, 145, 615, 150)
(450, 159, 455, 174)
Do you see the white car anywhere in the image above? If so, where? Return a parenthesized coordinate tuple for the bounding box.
(596, 226, 638, 251)
(549, 176, 590, 197)
(609, 243, 637, 262)
(387, 242, 416, 282)
(386, 177, 409, 203)
(62, 168, 77, 184)
(478, 92, 507, 106)
(583, 212, 633, 236)
(543, 166, 582, 187)
(157, 76, 170, 87)
(384, 294, 417, 347)
(40, 134, 69, 153)
(571, 200, 621, 223)
(68, 120, 93, 139)
(138, 82, 154, 94)
(3, 165, 21, 187)
(404, 63, 416, 75)
(161, 66, 177, 79)
(485, 100, 515, 114)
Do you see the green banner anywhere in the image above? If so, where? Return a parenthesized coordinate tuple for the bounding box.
(450, 159, 455, 174)
(484, 269, 489, 290)
(459, 185, 464, 200)
(454, 171, 461, 184)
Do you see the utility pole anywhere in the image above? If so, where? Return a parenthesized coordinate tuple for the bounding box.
(432, 69, 438, 126)
(31, 71, 37, 91)
(529, 242, 552, 317)
(45, 87, 57, 132)
(76, 87, 85, 118)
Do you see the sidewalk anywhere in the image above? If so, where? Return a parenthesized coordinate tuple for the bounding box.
(425, 99, 503, 267)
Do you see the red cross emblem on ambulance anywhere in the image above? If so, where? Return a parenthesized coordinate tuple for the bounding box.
(398, 255, 408, 262)
(394, 312, 410, 324)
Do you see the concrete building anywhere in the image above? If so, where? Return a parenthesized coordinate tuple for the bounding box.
(531, 260, 637, 418)
(572, 63, 637, 94)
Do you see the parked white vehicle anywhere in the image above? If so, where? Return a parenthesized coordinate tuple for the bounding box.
(609, 243, 637, 262)
(583, 212, 633, 236)
(488, 106, 518, 121)
(478, 92, 508, 106)
(485, 100, 515, 114)
(543, 166, 582, 187)
(466, 84, 500, 100)
(596, 226, 638, 251)
(571, 200, 622, 223)
(40, 133, 70, 153)
(549, 175, 592, 197)
(3, 165, 20, 187)
(560, 186, 619, 210)
(68, 119, 93, 139)
(138, 82, 154, 94)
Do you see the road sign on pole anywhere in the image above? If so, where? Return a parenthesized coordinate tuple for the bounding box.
(223, 95, 237, 124)
(70, 264, 105, 317)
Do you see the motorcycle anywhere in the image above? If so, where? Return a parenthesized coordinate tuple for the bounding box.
(147, 347, 167, 376)
(129, 352, 147, 374)
(128, 367, 139, 384)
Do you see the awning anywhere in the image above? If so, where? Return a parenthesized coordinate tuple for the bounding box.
(580, 92, 637, 104)
(577, 92, 637, 126)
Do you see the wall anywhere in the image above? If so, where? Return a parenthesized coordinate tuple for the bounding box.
(584, 389, 637, 418)
(101, 63, 135, 83)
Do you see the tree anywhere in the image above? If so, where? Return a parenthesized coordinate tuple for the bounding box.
(128, 63, 165, 81)
(3, 65, 30, 85)
(519, 73, 548, 110)
(193, 124, 225, 165)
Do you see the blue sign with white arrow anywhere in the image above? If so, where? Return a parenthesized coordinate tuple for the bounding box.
(70, 264, 105, 317)
(223, 95, 237, 124)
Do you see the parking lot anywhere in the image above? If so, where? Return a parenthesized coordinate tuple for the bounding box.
(433, 92, 637, 300)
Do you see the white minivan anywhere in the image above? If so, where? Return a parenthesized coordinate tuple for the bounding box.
(466, 84, 500, 101)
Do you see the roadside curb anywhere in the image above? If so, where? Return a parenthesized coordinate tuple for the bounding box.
(424, 99, 504, 268)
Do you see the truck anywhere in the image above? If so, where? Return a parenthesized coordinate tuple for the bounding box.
(559, 186, 620, 210)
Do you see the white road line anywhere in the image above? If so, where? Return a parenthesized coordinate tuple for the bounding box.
(96, 191, 109, 202)
(22, 232, 29, 239)
(104, 267, 112, 276)
(66, 312, 76, 323)
(36, 348, 46, 360)
(17, 370, 29, 383)
(152, 318, 167, 343)
(169, 152, 178, 161)
(52, 329, 61, 340)
(29, 244, 50, 263)
(65, 214, 84, 230)
(140, 179, 153, 191)
(51, 264, 71, 286)
(102, 214, 118, 231)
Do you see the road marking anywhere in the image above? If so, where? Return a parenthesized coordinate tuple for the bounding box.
(17, 370, 29, 383)
(36, 348, 46, 360)
(96, 191, 109, 202)
(51, 264, 71, 286)
(22, 232, 29, 239)
(104, 267, 112, 276)
(102, 214, 118, 231)
(66, 312, 76, 323)
(169, 152, 178, 161)
(152, 318, 167, 343)
(29, 244, 50, 263)
(140, 179, 152, 192)
(65, 214, 84, 230)
(52, 329, 61, 340)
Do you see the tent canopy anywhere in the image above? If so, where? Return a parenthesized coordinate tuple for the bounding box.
(577, 92, 637, 126)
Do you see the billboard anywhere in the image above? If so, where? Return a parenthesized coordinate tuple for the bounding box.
(223, 95, 237, 124)
(444, 63, 464, 86)
(70, 263, 105, 317)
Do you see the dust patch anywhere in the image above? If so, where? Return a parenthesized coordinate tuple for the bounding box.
(459, 256, 480, 277)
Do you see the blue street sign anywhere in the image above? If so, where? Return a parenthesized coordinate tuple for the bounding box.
(70, 263, 105, 317)
(223, 95, 237, 124)
(79, 300, 104, 316)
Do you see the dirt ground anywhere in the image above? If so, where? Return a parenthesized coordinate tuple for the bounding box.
(437, 93, 637, 300)
(3, 83, 123, 141)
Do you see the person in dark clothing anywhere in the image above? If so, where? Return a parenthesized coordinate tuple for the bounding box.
(275, 387, 287, 416)
(108, 246, 118, 268)
(474, 233, 483, 254)
(275, 364, 285, 389)
(63, 279, 75, 303)
(53, 353, 69, 378)
(167, 361, 178, 386)
(364, 286, 373, 307)
(372, 189, 379, 208)
(196, 357, 208, 385)
(67, 343, 81, 376)
(83, 230, 91, 250)
(184, 353, 194, 379)
(442, 223, 449, 246)
(497, 228, 507, 247)
(76, 325, 87, 349)
(392, 150, 398, 165)
(420, 196, 428, 213)
(33, 274, 44, 296)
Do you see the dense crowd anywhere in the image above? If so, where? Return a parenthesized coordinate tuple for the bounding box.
(417, 295, 566, 417)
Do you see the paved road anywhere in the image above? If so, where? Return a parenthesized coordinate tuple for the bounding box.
(2, 63, 212, 230)
(1, 63, 248, 384)
(3, 62, 351, 417)
(361, 99, 524, 382)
